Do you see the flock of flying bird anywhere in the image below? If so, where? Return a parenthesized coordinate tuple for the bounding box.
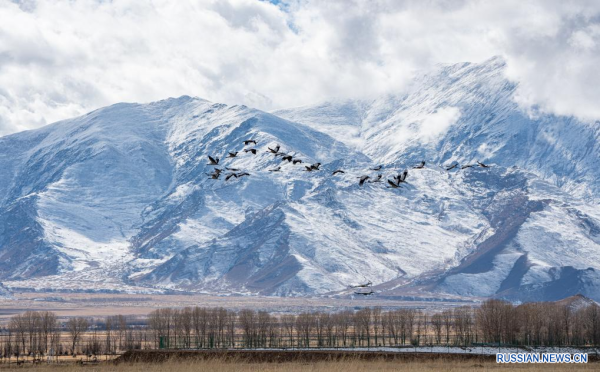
(204, 139, 491, 296)
(205, 139, 491, 189)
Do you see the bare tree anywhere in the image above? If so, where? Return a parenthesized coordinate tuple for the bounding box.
(66, 317, 89, 354)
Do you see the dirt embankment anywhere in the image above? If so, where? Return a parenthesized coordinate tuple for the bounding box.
(116, 349, 498, 364)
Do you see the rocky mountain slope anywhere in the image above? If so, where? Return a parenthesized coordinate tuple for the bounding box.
(1, 57, 599, 302)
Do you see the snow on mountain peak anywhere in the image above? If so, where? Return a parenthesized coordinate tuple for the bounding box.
(1, 58, 599, 302)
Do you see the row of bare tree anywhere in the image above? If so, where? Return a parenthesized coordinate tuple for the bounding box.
(146, 299, 600, 349)
(1, 299, 599, 359)
(0, 312, 146, 360)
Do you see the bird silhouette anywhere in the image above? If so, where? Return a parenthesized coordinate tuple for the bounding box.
(225, 173, 237, 181)
(207, 156, 219, 165)
(359, 175, 370, 186)
(332, 170, 345, 175)
(477, 161, 490, 168)
(370, 174, 383, 183)
(445, 163, 458, 171)
(244, 148, 257, 155)
(227, 152, 238, 158)
(282, 155, 293, 162)
(413, 161, 425, 169)
(387, 179, 401, 188)
(267, 144, 281, 154)
(371, 165, 382, 171)
(461, 164, 474, 169)
(310, 163, 321, 170)
(353, 281, 372, 288)
(207, 171, 221, 179)
(293, 159, 303, 165)
(243, 140, 257, 146)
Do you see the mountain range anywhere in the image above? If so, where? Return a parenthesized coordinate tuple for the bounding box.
(1, 56, 599, 302)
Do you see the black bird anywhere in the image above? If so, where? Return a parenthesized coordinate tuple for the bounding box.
(226, 167, 240, 171)
(393, 170, 408, 184)
(371, 165, 382, 171)
(236, 172, 250, 178)
(413, 161, 425, 169)
(354, 290, 374, 296)
(225, 173, 237, 181)
(332, 169, 345, 175)
(227, 152, 238, 158)
(353, 281, 372, 288)
(243, 140, 257, 146)
(267, 144, 280, 154)
(213, 168, 223, 174)
(477, 161, 490, 168)
(445, 163, 458, 171)
(282, 155, 293, 162)
(461, 164, 474, 170)
(244, 148, 257, 155)
(293, 159, 303, 165)
(358, 175, 370, 186)
(387, 179, 401, 188)
(207, 171, 221, 180)
(207, 156, 219, 165)
(304, 165, 313, 172)
(370, 174, 383, 183)
(269, 166, 281, 172)
(310, 163, 321, 170)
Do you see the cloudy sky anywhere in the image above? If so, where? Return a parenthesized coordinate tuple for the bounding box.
(1, 0, 599, 135)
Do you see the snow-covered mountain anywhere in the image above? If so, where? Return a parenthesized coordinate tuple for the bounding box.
(1, 57, 599, 302)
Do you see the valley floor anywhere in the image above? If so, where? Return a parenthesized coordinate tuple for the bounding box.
(0, 292, 473, 322)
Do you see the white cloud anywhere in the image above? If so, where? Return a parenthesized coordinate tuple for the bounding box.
(419, 107, 461, 142)
(1, 0, 600, 135)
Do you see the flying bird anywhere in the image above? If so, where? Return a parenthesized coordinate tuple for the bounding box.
(227, 152, 238, 158)
(282, 155, 293, 162)
(387, 179, 401, 188)
(461, 164, 474, 170)
(304, 165, 313, 172)
(225, 173, 237, 181)
(236, 172, 250, 178)
(243, 140, 257, 146)
(267, 144, 281, 154)
(244, 148, 257, 155)
(293, 159, 303, 165)
(207, 171, 221, 180)
(477, 161, 490, 168)
(332, 170, 345, 175)
(226, 167, 240, 171)
(354, 290, 375, 296)
(310, 163, 321, 170)
(359, 175, 370, 186)
(445, 163, 458, 171)
(413, 161, 425, 169)
(371, 165, 382, 171)
(393, 170, 408, 184)
(353, 281, 372, 288)
(207, 156, 219, 165)
(370, 174, 383, 183)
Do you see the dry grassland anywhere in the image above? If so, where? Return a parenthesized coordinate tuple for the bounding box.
(0, 359, 597, 372)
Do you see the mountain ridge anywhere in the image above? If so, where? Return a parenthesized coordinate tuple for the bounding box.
(1, 58, 599, 302)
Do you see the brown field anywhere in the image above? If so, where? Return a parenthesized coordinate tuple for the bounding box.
(0, 292, 470, 322)
(0, 357, 596, 372)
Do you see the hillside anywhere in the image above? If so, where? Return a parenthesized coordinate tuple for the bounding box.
(1, 58, 599, 301)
